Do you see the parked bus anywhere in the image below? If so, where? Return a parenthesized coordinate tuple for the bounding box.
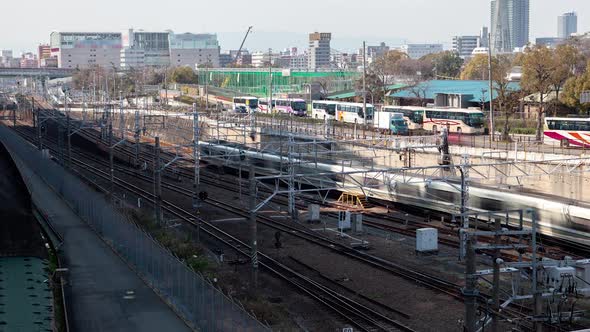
(312, 100, 337, 120)
(381, 106, 424, 130)
(422, 108, 485, 134)
(374, 111, 408, 135)
(274, 98, 307, 116)
(544, 117, 590, 148)
(258, 98, 275, 113)
(335, 102, 374, 125)
(232, 97, 258, 113)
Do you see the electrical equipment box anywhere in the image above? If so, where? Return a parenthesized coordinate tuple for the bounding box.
(338, 211, 351, 231)
(351, 213, 363, 233)
(308, 204, 320, 222)
(544, 266, 575, 290)
(416, 228, 438, 253)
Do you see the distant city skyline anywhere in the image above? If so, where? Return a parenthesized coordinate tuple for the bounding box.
(1, 0, 590, 54)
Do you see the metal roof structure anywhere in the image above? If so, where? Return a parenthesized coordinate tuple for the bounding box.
(328, 83, 407, 100)
(389, 80, 520, 103)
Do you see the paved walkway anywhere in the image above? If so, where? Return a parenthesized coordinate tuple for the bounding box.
(12, 155, 191, 332)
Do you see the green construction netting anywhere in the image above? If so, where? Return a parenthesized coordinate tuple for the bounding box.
(197, 69, 360, 97)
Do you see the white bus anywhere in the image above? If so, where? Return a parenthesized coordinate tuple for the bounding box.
(312, 101, 337, 120)
(258, 98, 275, 113)
(422, 108, 485, 134)
(335, 102, 374, 125)
(274, 98, 307, 116)
(381, 106, 424, 130)
(232, 96, 259, 113)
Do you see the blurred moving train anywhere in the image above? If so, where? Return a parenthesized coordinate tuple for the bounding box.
(200, 141, 590, 246)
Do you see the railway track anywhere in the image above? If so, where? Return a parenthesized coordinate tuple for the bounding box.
(11, 122, 418, 332)
(12, 109, 577, 330)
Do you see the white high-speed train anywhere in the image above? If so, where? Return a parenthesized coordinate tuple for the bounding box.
(199, 142, 590, 246)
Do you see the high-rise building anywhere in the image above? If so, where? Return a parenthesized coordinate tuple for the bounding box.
(38, 45, 51, 60)
(490, 0, 530, 53)
(558, 12, 577, 39)
(169, 32, 220, 68)
(401, 44, 443, 59)
(50, 32, 122, 69)
(479, 27, 489, 47)
(308, 32, 331, 70)
(452, 36, 479, 58)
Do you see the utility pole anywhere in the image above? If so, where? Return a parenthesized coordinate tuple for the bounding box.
(531, 215, 542, 332)
(34, 97, 42, 151)
(249, 163, 258, 287)
(268, 48, 273, 116)
(488, 32, 495, 141)
(491, 215, 501, 332)
(134, 110, 140, 168)
(66, 89, 72, 168)
(463, 238, 478, 332)
(287, 134, 297, 221)
(109, 115, 114, 200)
(205, 59, 210, 110)
(154, 137, 162, 225)
(192, 104, 200, 212)
(362, 41, 367, 123)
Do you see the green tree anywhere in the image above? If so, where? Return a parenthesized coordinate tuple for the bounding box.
(492, 56, 523, 140)
(551, 44, 582, 108)
(562, 60, 590, 115)
(170, 66, 199, 84)
(370, 50, 408, 103)
(422, 51, 464, 78)
(460, 54, 493, 80)
(521, 45, 557, 141)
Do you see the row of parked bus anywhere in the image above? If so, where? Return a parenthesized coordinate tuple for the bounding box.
(232, 96, 486, 135)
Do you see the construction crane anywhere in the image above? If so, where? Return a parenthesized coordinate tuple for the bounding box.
(234, 26, 253, 65)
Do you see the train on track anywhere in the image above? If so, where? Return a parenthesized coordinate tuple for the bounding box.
(199, 141, 590, 246)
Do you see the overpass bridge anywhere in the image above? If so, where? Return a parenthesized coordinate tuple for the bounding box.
(0, 67, 75, 79)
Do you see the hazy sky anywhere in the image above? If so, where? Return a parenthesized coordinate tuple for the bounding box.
(2, 0, 590, 53)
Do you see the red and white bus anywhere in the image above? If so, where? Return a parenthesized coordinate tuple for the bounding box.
(544, 117, 590, 148)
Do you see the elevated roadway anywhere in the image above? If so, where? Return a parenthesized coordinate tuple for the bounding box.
(0, 67, 75, 79)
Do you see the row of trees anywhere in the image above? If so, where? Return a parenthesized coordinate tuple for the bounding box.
(72, 66, 202, 97)
(361, 37, 590, 140)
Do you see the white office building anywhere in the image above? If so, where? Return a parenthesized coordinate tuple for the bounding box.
(558, 12, 577, 39)
(50, 32, 122, 69)
(120, 48, 145, 70)
(251, 51, 279, 68)
(169, 32, 220, 68)
(123, 29, 170, 67)
(491, 0, 530, 53)
(401, 44, 443, 59)
(452, 36, 479, 58)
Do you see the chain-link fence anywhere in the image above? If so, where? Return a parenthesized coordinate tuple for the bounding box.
(0, 124, 269, 332)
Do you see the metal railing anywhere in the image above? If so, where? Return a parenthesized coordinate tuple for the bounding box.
(0, 124, 269, 332)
